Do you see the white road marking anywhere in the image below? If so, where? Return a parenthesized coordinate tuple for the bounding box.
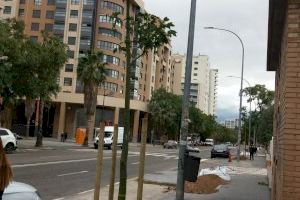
(12, 155, 137, 168)
(58, 170, 88, 177)
(201, 159, 208, 162)
(131, 162, 139, 165)
(52, 198, 65, 200)
(78, 189, 94, 195)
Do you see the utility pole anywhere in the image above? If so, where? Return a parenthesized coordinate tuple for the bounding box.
(176, 0, 197, 199)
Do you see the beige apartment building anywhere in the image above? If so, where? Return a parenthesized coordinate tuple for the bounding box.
(267, 0, 300, 199)
(171, 53, 218, 115)
(0, 0, 172, 142)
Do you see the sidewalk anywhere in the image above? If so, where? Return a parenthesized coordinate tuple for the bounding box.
(61, 151, 270, 200)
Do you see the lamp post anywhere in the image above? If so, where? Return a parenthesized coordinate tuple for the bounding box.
(227, 76, 252, 150)
(205, 27, 244, 162)
(101, 89, 113, 123)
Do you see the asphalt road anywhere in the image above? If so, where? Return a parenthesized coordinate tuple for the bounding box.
(7, 144, 213, 200)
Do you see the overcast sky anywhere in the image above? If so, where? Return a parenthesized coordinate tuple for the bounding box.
(145, 0, 275, 121)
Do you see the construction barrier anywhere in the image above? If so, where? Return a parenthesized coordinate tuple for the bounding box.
(76, 128, 86, 145)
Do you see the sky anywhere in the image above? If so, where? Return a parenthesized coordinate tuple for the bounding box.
(144, 0, 275, 122)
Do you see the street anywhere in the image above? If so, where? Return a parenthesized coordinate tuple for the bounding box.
(7, 140, 213, 200)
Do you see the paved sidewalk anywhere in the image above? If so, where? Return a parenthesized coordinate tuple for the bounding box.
(60, 151, 270, 200)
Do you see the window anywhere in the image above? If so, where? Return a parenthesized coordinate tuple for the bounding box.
(0, 130, 8, 136)
(69, 23, 77, 31)
(99, 15, 122, 27)
(106, 69, 119, 79)
(68, 37, 76, 45)
(152, 76, 154, 83)
(20, 0, 25, 4)
(45, 23, 53, 32)
(98, 28, 122, 39)
(83, 0, 94, 6)
(18, 9, 25, 17)
(64, 78, 72, 86)
(103, 55, 120, 65)
(68, 50, 75, 58)
(101, 82, 117, 92)
(3, 6, 12, 14)
(54, 21, 65, 31)
(30, 36, 38, 42)
(100, 1, 124, 14)
(55, 8, 66, 17)
(47, 0, 55, 5)
(70, 10, 78, 18)
(97, 41, 119, 52)
(82, 10, 92, 19)
(32, 10, 41, 18)
(31, 23, 39, 31)
(65, 64, 73, 72)
(194, 67, 198, 70)
(34, 0, 42, 6)
(46, 10, 54, 19)
(71, 0, 79, 5)
(194, 61, 198, 64)
(193, 73, 197, 76)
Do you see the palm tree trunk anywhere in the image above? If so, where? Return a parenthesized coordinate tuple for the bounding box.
(84, 113, 95, 146)
(25, 99, 35, 138)
(35, 100, 44, 147)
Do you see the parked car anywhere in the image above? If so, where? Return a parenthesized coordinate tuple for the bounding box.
(94, 126, 124, 150)
(204, 138, 214, 146)
(0, 128, 17, 153)
(163, 140, 178, 149)
(3, 181, 41, 200)
(186, 145, 200, 153)
(211, 144, 230, 158)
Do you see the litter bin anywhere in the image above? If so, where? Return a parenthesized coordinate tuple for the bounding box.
(184, 152, 201, 182)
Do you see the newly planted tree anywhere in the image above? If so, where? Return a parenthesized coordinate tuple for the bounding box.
(77, 50, 106, 146)
(116, 3, 176, 199)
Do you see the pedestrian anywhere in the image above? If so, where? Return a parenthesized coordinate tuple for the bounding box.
(0, 138, 13, 200)
(60, 132, 64, 142)
(64, 132, 67, 142)
(249, 145, 254, 160)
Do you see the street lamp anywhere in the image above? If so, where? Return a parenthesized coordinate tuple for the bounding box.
(227, 76, 252, 151)
(204, 26, 245, 162)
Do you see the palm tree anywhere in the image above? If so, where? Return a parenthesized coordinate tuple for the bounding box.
(77, 50, 106, 146)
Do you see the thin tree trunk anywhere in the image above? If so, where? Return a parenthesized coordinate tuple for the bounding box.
(137, 118, 148, 200)
(108, 124, 119, 200)
(118, 0, 131, 199)
(94, 122, 105, 200)
(35, 100, 44, 147)
(84, 113, 95, 146)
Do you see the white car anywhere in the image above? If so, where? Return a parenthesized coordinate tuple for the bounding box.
(3, 181, 41, 200)
(0, 128, 17, 153)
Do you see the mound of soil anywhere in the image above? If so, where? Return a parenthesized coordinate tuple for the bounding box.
(232, 155, 248, 160)
(184, 174, 229, 194)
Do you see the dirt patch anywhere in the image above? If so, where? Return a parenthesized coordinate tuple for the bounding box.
(184, 174, 229, 194)
(231, 155, 248, 160)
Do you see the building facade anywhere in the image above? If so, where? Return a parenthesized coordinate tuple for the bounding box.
(223, 119, 239, 129)
(1, 0, 168, 142)
(267, 0, 300, 199)
(172, 54, 218, 115)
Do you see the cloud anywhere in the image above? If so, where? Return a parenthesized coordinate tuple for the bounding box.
(145, 0, 274, 119)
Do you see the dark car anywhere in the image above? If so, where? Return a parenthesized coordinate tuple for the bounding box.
(211, 144, 230, 158)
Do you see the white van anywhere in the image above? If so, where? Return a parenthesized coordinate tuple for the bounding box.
(94, 126, 124, 149)
(205, 138, 214, 146)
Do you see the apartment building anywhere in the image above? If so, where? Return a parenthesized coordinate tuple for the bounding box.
(1, 0, 168, 142)
(208, 69, 218, 115)
(172, 54, 218, 115)
(223, 119, 239, 129)
(267, 0, 300, 199)
(0, 0, 18, 19)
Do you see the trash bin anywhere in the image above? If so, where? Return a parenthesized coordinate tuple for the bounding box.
(184, 153, 201, 182)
